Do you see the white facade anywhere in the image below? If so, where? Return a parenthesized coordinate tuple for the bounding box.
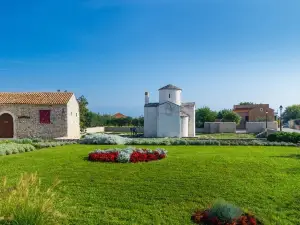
(67, 94, 81, 139)
(159, 89, 181, 105)
(144, 84, 196, 138)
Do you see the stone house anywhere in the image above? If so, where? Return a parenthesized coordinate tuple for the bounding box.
(233, 104, 275, 129)
(0, 92, 80, 139)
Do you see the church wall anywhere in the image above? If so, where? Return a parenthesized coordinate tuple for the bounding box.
(157, 103, 181, 137)
(159, 89, 181, 105)
(144, 106, 158, 137)
(180, 104, 196, 137)
(181, 116, 189, 137)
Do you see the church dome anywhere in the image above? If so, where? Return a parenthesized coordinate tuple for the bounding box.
(158, 84, 182, 91)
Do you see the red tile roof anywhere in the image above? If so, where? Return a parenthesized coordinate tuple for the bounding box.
(0, 92, 74, 105)
(113, 113, 127, 118)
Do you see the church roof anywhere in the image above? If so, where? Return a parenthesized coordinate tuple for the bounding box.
(144, 103, 160, 107)
(159, 84, 182, 91)
(182, 102, 195, 107)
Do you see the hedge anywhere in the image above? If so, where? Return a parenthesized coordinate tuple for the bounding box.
(267, 132, 300, 143)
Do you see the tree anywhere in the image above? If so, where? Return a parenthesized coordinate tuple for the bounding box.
(239, 102, 255, 105)
(221, 110, 241, 124)
(217, 109, 231, 119)
(195, 107, 217, 128)
(77, 95, 89, 132)
(282, 105, 300, 123)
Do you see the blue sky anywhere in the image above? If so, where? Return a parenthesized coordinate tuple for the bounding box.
(0, 0, 299, 117)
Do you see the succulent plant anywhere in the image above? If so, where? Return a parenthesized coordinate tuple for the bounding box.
(208, 200, 243, 223)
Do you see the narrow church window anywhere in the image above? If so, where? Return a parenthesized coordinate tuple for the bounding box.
(169, 94, 171, 98)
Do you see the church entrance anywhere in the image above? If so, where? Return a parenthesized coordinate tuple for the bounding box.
(0, 113, 14, 138)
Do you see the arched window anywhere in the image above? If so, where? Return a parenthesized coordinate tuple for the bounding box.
(169, 94, 171, 98)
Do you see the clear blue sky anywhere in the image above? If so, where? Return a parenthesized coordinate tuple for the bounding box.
(1, 0, 299, 117)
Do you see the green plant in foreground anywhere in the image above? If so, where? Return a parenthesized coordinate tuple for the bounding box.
(0, 173, 65, 225)
(208, 199, 243, 223)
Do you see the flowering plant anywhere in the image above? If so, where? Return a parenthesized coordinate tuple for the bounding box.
(88, 147, 167, 163)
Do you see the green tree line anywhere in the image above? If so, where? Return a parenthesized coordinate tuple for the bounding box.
(77, 95, 144, 131)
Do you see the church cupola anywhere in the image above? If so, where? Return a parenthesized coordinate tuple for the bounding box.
(158, 84, 182, 105)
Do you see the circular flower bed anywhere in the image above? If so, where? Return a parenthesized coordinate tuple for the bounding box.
(88, 147, 167, 163)
(191, 200, 263, 225)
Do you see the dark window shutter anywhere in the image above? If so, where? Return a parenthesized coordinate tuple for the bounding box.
(40, 110, 51, 124)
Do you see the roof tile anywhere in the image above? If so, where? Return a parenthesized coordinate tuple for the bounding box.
(0, 92, 74, 105)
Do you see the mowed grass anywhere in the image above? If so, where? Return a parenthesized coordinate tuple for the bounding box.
(0, 145, 300, 225)
(196, 133, 256, 139)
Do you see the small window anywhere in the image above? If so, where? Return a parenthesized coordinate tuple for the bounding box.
(76, 113, 77, 117)
(260, 108, 263, 112)
(39, 110, 51, 124)
(169, 94, 171, 98)
(71, 112, 72, 116)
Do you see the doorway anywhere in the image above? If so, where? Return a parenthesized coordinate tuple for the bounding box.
(0, 113, 14, 138)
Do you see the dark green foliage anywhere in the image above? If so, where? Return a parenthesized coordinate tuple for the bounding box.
(221, 110, 241, 124)
(282, 105, 300, 123)
(239, 102, 255, 105)
(77, 95, 89, 132)
(217, 109, 231, 119)
(267, 132, 300, 143)
(208, 200, 243, 223)
(195, 107, 217, 128)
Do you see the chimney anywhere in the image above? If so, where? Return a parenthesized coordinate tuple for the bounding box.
(145, 92, 149, 104)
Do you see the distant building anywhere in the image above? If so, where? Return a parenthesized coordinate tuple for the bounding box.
(113, 113, 127, 119)
(144, 84, 196, 138)
(233, 104, 275, 129)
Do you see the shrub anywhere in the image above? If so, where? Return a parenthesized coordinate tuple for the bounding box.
(79, 134, 297, 147)
(267, 132, 300, 143)
(0, 143, 36, 156)
(191, 200, 262, 225)
(11, 138, 33, 144)
(33, 141, 76, 149)
(80, 133, 130, 145)
(0, 173, 64, 225)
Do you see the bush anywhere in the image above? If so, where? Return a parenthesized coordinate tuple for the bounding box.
(0, 143, 35, 156)
(0, 173, 64, 225)
(80, 133, 130, 145)
(32, 141, 77, 149)
(78, 134, 297, 147)
(267, 132, 300, 143)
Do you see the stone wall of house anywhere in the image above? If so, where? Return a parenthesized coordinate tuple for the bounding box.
(0, 104, 68, 138)
(249, 107, 275, 121)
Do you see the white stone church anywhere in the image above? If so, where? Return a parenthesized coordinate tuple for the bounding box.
(144, 84, 196, 138)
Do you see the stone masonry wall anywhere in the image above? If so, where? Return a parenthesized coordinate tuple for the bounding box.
(0, 104, 68, 138)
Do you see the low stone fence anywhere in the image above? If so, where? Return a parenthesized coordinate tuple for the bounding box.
(246, 122, 278, 133)
(196, 128, 205, 133)
(204, 122, 236, 133)
(86, 127, 105, 133)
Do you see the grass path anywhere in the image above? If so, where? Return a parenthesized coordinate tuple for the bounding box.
(0, 145, 300, 224)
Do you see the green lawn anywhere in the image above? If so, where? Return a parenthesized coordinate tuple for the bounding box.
(0, 144, 300, 225)
(196, 133, 256, 139)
